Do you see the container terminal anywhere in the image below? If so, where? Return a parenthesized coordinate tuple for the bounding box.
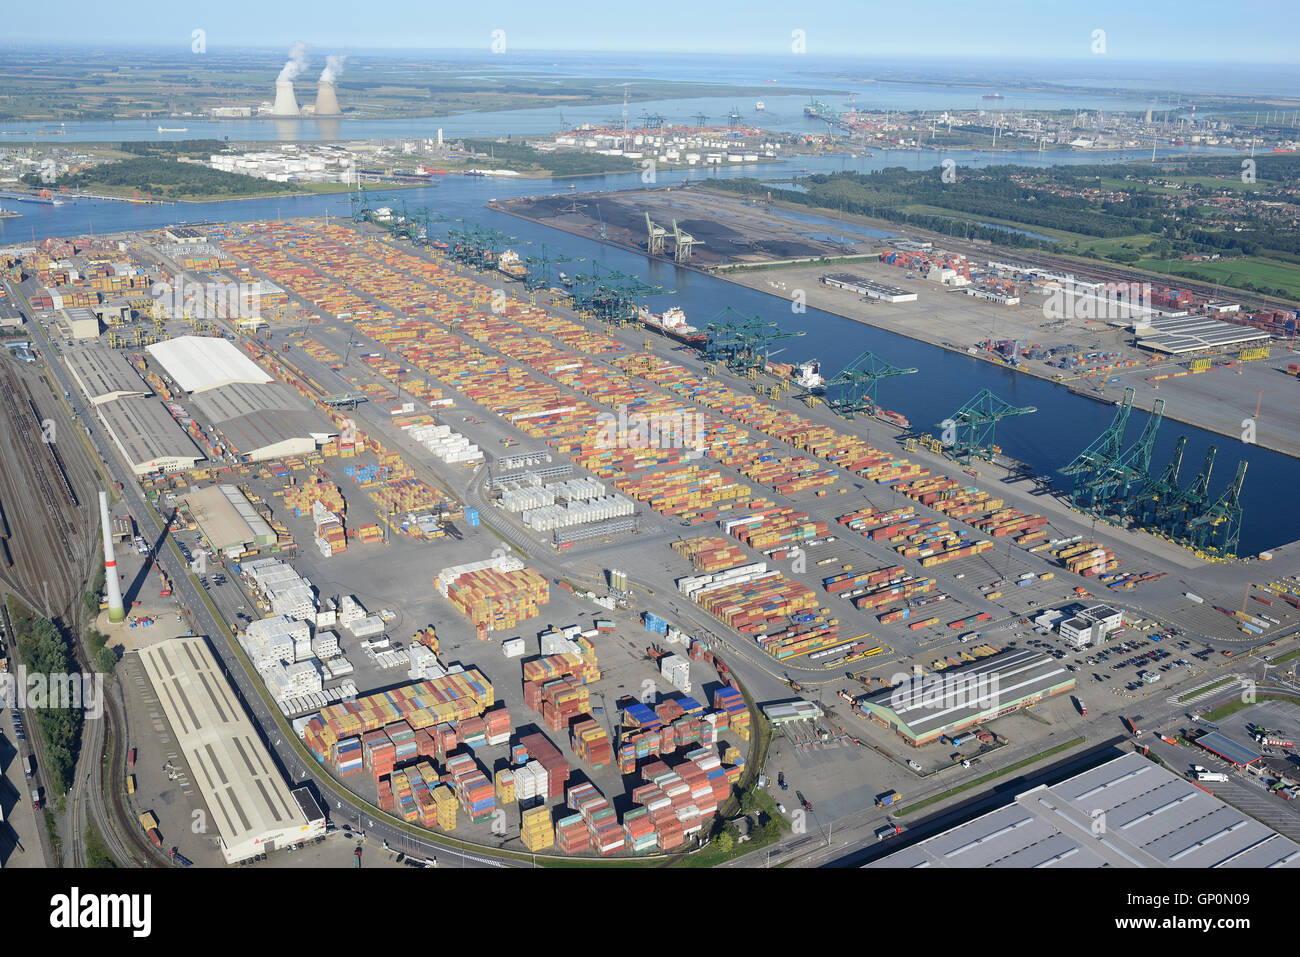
(3, 206, 1300, 869)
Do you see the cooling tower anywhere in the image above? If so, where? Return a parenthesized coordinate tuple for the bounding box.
(271, 79, 301, 117)
(314, 80, 341, 117)
(99, 491, 125, 623)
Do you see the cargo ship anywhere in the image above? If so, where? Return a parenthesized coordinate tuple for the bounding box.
(637, 305, 705, 345)
(981, 93, 1004, 100)
(158, 126, 189, 132)
(497, 249, 526, 279)
(793, 359, 825, 392)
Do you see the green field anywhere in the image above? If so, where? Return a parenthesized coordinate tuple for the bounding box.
(1136, 255, 1300, 299)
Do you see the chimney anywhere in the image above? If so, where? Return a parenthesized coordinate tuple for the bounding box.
(99, 491, 125, 623)
(271, 80, 300, 118)
(314, 80, 342, 117)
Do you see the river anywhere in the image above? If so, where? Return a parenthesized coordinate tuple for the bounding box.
(1, 149, 1294, 554)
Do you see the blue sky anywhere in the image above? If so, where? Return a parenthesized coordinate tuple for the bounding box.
(4, 0, 1297, 62)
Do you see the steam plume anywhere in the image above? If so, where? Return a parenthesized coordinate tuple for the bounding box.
(321, 54, 347, 84)
(277, 41, 309, 82)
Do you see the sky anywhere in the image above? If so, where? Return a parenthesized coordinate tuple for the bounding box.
(3, 0, 1298, 62)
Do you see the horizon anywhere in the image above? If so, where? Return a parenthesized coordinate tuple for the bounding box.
(3, 0, 1298, 64)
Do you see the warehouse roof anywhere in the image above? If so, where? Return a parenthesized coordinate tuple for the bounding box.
(146, 335, 272, 393)
(861, 648, 1072, 741)
(63, 347, 150, 404)
(138, 637, 310, 860)
(97, 395, 204, 474)
(867, 751, 1300, 868)
(1192, 731, 1262, 768)
(1134, 315, 1271, 354)
(187, 382, 333, 459)
(179, 484, 275, 552)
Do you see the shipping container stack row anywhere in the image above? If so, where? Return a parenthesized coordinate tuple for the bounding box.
(570, 717, 612, 768)
(520, 804, 555, 851)
(679, 564, 821, 635)
(671, 536, 749, 573)
(522, 651, 601, 686)
(441, 563, 551, 634)
(722, 506, 829, 550)
(301, 670, 495, 764)
(445, 752, 496, 823)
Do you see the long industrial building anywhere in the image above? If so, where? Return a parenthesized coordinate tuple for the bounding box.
(868, 750, 1300, 868)
(63, 347, 150, 405)
(97, 395, 205, 475)
(187, 381, 333, 461)
(138, 636, 326, 863)
(858, 648, 1074, 746)
(1133, 314, 1271, 355)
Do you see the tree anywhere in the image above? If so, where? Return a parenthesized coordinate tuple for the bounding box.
(714, 831, 733, 854)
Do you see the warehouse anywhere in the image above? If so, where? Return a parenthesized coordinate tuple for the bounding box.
(1133, 315, 1271, 355)
(867, 750, 1300, 868)
(59, 306, 102, 340)
(178, 483, 276, 555)
(188, 382, 332, 461)
(821, 273, 918, 303)
(97, 396, 204, 475)
(138, 636, 325, 864)
(146, 335, 273, 393)
(63, 347, 150, 405)
(858, 648, 1074, 747)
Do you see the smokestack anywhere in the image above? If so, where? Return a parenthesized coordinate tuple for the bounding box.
(272, 80, 301, 118)
(314, 81, 341, 117)
(99, 491, 125, 623)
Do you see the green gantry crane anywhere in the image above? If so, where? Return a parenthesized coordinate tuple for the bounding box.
(523, 244, 582, 292)
(1059, 387, 1135, 508)
(1092, 399, 1166, 518)
(938, 389, 1036, 464)
(1187, 459, 1247, 557)
(1133, 435, 1187, 527)
(571, 264, 666, 326)
(823, 350, 918, 420)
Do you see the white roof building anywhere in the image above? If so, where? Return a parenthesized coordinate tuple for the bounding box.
(138, 637, 323, 863)
(146, 335, 273, 393)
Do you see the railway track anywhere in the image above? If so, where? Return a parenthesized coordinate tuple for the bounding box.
(0, 366, 83, 606)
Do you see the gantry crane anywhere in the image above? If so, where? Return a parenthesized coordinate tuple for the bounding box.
(1187, 459, 1247, 557)
(702, 307, 804, 376)
(1159, 445, 1217, 540)
(672, 220, 701, 262)
(571, 264, 667, 326)
(822, 350, 918, 421)
(523, 244, 582, 292)
(1059, 387, 1135, 507)
(645, 213, 669, 256)
(938, 389, 1037, 464)
(1087, 399, 1166, 517)
(1133, 435, 1186, 526)
(447, 225, 515, 272)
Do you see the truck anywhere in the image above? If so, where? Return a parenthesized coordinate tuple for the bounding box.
(959, 632, 982, 643)
(875, 790, 902, 808)
(1195, 770, 1229, 783)
(24, 753, 35, 777)
(796, 790, 813, 812)
(169, 847, 194, 867)
(1075, 698, 1087, 717)
(876, 824, 902, 841)
(31, 789, 41, 811)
